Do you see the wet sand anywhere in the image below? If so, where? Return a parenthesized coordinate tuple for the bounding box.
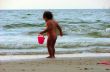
(0, 54, 110, 72)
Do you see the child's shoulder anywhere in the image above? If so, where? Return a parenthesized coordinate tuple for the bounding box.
(46, 20, 52, 24)
(46, 20, 54, 23)
(47, 20, 58, 25)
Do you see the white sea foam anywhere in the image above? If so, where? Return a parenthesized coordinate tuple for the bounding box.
(0, 53, 110, 62)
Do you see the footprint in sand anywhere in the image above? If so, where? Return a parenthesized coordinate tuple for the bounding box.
(3, 68, 6, 71)
(21, 69, 25, 71)
(84, 68, 88, 70)
(19, 63, 24, 64)
(105, 69, 110, 70)
(32, 69, 36, 71)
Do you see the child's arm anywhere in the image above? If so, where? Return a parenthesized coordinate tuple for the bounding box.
(40, 22, 52, 34)
(56, 23, 63, 36)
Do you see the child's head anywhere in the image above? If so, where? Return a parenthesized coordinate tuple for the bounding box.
(43, 11, 53, 20)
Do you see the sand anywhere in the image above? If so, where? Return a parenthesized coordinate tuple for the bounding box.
(0, 53, 110, 72)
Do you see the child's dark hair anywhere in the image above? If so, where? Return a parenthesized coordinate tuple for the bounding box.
(43, 11, 53, 19)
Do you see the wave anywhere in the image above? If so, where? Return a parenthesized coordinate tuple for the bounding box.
(0, 40, 110, 49)
(0, 36, 110, 49)
(87, 30, 110, 38)
(0, 36, 110, 55)
(3, 23, 45, 29)
(0, 46, 110, 55)
(59, 20, 109, 24)
(2, 22, 110, 38)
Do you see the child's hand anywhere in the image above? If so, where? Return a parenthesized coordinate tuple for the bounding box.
(39, 32, 43, 35)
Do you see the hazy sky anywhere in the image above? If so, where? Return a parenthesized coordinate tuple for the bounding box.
(0, 0, 110, 9)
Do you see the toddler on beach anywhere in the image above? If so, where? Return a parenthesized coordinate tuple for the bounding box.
(40, 11, 63, 58)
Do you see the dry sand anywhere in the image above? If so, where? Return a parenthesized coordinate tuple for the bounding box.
(0, 54, 110, 72)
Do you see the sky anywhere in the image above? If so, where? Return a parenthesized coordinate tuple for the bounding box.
(0, 0, 110, 9)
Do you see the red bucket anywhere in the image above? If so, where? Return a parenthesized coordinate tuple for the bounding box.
(38, 35, 45, 44)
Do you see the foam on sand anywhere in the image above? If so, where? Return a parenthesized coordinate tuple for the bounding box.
(0, 53, 110, 62)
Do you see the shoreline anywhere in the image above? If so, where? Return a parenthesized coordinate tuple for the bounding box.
(0, 53, 110, 62)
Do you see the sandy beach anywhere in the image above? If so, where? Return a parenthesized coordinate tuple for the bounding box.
(0, 53, 110, 72)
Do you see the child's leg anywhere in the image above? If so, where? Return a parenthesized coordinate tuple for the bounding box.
(47, 37, 52, 57)
(47, 36, 57, 58)
(51, 37, 57, 57)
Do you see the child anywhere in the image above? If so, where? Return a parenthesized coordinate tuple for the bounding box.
(40, 11, 63, 58)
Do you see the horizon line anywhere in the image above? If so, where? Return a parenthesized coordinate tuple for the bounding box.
(0, 8, 110, 10)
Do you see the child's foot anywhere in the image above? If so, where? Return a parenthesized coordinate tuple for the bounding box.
(46, 56, 55, 58)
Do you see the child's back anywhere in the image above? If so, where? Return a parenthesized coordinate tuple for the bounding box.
(46, 20, 58, 37)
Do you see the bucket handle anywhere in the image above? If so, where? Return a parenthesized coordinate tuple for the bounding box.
(38, 34, 45, 38)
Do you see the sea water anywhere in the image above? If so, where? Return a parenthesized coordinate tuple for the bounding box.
(0, 9, 110, 54)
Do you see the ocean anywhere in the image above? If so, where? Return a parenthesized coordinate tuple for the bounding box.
(0, 9, 110, 55)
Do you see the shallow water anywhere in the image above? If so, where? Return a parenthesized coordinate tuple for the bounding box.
(0, 9, 110, 54)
